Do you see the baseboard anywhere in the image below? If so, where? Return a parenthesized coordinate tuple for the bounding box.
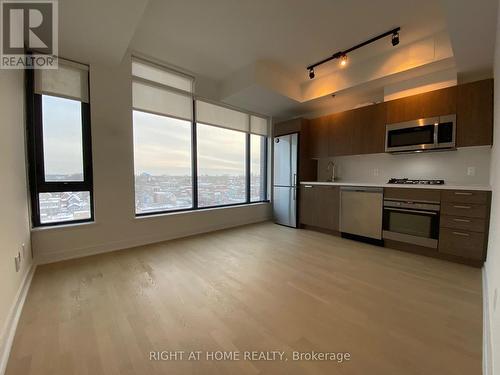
(483, 266, 492, 375)
(37, 216, 272, 264)
(0, 264, 36, 375)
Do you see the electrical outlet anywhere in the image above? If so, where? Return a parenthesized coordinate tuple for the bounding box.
(494, 288, 498, 312)
(467, 167, 476, 176)
(14, 252, 21, 272)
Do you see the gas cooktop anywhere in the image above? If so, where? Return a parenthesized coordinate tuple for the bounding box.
(388, 178, 445, 185)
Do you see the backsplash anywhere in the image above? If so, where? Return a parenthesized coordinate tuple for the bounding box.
(317, 146, 491, 185)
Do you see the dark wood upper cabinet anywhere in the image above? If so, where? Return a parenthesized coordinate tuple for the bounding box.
(303, 79, 492, 160)
(386, 86, 457, 124)
(329, 111, 355, 157)
(309, 116, 329, 159)
(273, 118, 302, 137)
(456, 79, 493, 147)
(353, 102, 386, 155)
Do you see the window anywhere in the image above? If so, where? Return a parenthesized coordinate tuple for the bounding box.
(197, 124, 246, 207)
(27, 59, 93, 227)
(133, 111, 193, 213)
(132, 58, 194, 214)
(132, 57, 269, 216)
(250, 134, 267, 202)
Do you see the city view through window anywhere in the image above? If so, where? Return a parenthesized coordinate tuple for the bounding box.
(39, 95, 91, 224)
(134, 111, 267, 214)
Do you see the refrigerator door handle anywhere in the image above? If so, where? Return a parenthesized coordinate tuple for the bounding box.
(293, 173, 297, 187)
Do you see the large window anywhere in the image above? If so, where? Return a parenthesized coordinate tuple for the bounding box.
(197, 124, 246, 207)
(133, 111, 193, 213)
(132, 58, 269, 216)
(27, 59, 93, 227)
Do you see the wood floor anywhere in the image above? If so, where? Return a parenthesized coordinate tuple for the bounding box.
(6, 222, 482, 375)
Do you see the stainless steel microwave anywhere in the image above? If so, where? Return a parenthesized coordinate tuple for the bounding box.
(385, 114, 456, 153)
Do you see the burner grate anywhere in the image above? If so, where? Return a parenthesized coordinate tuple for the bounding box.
(388, 178, 444, 185)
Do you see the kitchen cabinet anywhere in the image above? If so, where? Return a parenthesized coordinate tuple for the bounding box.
(385, 86, 457, 124)
(456, 79, 493, 147)
(329, 111, 355, 157)
(303, 79, 492, 162)
(308, 116, 329, 159)
(299, 185, 339, 231)
(300, 184, 492, 266)
(439, 189, 491, 262)
(352, 102, 386, 155)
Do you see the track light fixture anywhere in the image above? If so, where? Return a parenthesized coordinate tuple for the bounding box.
(340, 54, 348, 67)
(392, 31, 400, 46)
(306, 27, 401, 79)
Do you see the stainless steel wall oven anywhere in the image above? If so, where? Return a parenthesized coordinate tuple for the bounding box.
(382, 198, 440, 249)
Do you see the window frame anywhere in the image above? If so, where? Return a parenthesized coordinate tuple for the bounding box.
(134, 116, 269, 217)
(131, 58, 269, 217)
(26, 67, 94, 227)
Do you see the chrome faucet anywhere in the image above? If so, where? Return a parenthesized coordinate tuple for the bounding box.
(327, 161, 336, 182)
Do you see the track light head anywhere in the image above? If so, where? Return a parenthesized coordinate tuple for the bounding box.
(392, 31, 400, 46)
(309, 68, 315, 79)
(340, 54, 348, 67)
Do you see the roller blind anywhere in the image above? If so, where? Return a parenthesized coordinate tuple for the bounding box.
(132, 59, 193, 93)
(250, 115, 268, 136)
(34, 59, 89, 103)
(132, 81, 193, 121)
(196, 100, 249, 132)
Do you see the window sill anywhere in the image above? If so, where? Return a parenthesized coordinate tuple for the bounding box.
(31, 220, 96, 232)
(135, 201, 271, 220)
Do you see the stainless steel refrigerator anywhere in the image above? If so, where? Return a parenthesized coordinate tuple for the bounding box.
(273, 133, 298, 227)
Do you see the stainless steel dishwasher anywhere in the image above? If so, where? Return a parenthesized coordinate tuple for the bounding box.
(340, 186, 384, 240)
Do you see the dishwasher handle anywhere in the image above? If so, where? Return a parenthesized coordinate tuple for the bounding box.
(340, 186, 383, 193)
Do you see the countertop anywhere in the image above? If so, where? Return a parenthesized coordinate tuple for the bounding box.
(300, 181, 492, 191)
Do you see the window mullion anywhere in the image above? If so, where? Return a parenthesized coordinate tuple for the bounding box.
(246, 133, 251, 204)
(192, 98, 198, 209)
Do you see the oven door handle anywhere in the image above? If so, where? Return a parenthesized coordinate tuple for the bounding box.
(384, 207, 438, 215)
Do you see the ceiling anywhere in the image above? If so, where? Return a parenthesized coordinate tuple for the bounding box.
(131, 0, 447, 81)
(57, 0, 499, 119)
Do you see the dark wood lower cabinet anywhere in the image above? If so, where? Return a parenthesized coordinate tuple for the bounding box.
(300, 185, 491, 266)
(438, 189, 491, 263)
(299, 185, 316, 227)
(439, 228, 486, 261)
(299, 185, 339, 231)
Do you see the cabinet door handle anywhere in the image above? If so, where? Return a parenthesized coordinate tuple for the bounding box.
(454, 192, 473, 196)
(304, 185, 313, 188)
(452, 231, 470, 237)
(453, 205, 471, 209)
(453, 218, 471, 223)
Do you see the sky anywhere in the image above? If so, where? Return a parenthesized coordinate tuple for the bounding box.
(42, 95, 84, 178)
(41, 96, 263, 177)
(133, 110, 262, 176)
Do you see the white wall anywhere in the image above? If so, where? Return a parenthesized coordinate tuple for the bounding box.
(0, 70, 32, 360)
(485, 2, 500, 373)
(316, 146, 491, 186)
(32, 53, 272, 264)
